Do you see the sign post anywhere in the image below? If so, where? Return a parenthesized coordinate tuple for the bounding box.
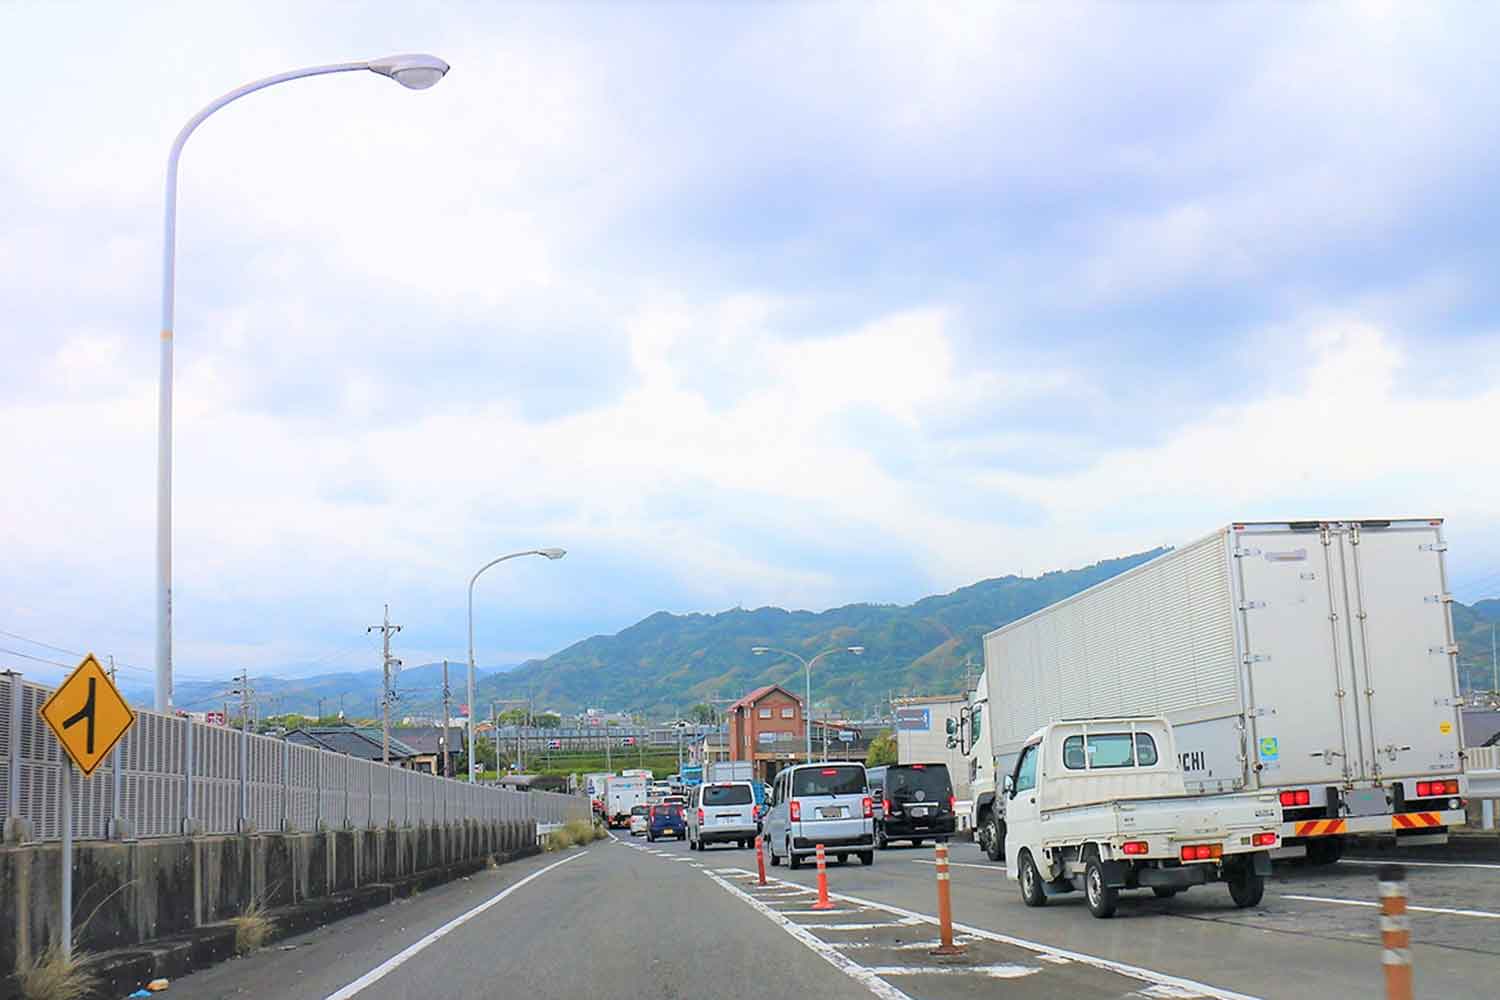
(38, 654, 137, 959)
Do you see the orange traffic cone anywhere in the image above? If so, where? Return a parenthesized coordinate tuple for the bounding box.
(812, 843, 835, 910)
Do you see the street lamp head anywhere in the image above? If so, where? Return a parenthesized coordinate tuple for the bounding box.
(368, 53, 450, 90)
(751, 647, 769, 655)
(847, 646, 865, 655)
(536, 548, 567, 560)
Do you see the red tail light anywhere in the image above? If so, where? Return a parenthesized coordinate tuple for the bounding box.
(1180, 844, 1223, 862)
(1415, 779, 1460, 797)
(883, 798, 893, 814)
(696, 808, 704, 824)
(948, 795, 957, 812)
(1121, 841, 1149, 856)
(1252, 832, 1277, 847)
(1278, 789, 1311, 807)
(862, 796, 873, 818)
(789, 800, 801, 822)
(752, 803, 760, 819)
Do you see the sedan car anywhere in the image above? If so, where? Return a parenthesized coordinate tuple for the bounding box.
(628, 804, 650, 837)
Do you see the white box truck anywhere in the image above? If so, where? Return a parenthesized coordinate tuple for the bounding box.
(605, 774, 648, 828)
(972, 519, 1467, 864)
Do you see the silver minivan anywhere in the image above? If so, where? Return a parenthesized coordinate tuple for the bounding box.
(764, 762, 874, 868)
(687, 780, 759, 850)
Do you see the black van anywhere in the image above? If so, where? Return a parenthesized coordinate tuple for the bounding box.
(867, 763, 956, 848)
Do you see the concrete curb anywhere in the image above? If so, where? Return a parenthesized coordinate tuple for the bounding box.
(0, 847, 540, 1000)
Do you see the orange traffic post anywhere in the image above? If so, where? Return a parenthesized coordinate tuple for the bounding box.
(756, 834, 768, 886)
(930, 841, 966, 956)
(1379, 864, 1412, 1000)
(812, 843, 835, 910)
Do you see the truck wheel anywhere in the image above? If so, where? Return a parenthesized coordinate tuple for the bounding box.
(1151, 886, 1178, 899)
(911, 839, 923, 849)
(859, 850, 874, 866)
(1305, 837, 1344, 866)
(1228, 868, 1265, 908)
(788, 840, 802, 870)
(836, 852, 848, 864)
(985, 814, 1005, 862)
(1018, 850, 1047, 908)
(1085, 858, 1118, 918)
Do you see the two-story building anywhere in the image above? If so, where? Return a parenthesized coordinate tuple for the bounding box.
(727, 684, 805, 780)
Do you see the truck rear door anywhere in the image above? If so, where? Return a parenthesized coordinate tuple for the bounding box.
(1234, 523, 1363, 786)
(1337, 520, 1464, 782)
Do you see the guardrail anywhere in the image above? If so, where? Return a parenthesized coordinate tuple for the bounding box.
(0, 671, 588, 842)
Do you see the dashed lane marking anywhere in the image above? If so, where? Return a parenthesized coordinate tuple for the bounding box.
(704, 869, 914, 1000)
(790, 919, 924, 931)
(866, 965, 1039, 979)
(1280, 894, 1500, 920)
(726, 868, 1262, 1000)
(1339, 858, 1500, 872)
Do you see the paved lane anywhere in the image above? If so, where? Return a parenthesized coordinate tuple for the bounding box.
(639, 834, 1500, 999)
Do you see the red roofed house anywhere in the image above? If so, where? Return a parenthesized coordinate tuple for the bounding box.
(727, 684, 805, 781)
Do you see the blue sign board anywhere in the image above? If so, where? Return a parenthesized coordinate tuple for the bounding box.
(895, 707, 931, 732)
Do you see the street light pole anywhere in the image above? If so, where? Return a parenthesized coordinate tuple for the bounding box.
(467, 548, 566, 781)
(153, 54, 450, 711)
(751, 645, 864, 760)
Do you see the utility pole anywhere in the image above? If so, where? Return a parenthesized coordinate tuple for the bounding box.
(441, 660, 452, 779)
(367, 604, 402, 766)
(317, 697, 325, 722)
(230, 668, 252, 733)
(1492, 622, 1497, 704)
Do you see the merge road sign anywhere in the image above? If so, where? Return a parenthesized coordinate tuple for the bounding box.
(39, 654, 137, 777)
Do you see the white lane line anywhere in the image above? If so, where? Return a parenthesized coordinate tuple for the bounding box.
(1280, 894, 1500, 919)
(1340, 858, 1500, 872)
(867, 964, 1039, 979)
(321, 851, 589, 1000)
(704, 870, 914, 1000)
(791, 919, 923, 930)
(911, 858, 1006, 872)
(747, 872, 1262, 1000)
(832, 937, 980, 951)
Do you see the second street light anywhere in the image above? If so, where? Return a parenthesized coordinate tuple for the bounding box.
(751, 644, 864, 759)
(467, 548, 566, 782)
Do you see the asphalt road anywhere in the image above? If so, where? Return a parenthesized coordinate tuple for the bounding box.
(169, 832, 1500, 1000)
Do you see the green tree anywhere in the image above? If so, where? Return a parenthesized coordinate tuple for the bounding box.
(865, 729, 897, 767)
(688, 703, 715, 724)
(534, 712, 562, 729)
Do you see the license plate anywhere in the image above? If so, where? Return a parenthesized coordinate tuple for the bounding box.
(818, 806, 844, 819)
(910, 806, 928, 817)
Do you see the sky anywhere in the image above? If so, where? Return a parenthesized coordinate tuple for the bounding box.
(3, 2, 1499, 692)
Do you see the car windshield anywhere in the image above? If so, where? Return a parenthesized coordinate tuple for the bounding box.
(630, 805, 648, 816)
(702, 784, 753, 805)
(884, 765, 952, 800)
(792, 765, 865, 796)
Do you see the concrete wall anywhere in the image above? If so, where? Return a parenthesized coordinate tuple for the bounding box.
(1, 818, 535, 976)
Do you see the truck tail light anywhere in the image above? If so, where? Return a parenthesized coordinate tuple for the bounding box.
(1253, 832, 1277, 847)
(863, 796, 874, 818)
(696, 808, 704, 825)
(1180, 844, 1223, 862)
(1415, 779, 1460, 797)
(789, 800, 801, 822)
(1279, 789, 1311, 807)
(1121, 841, 1149, 856)
(949, 795, 957, 812)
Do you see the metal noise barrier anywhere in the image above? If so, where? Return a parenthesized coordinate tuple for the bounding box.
(1378, 864, 1412, 1000)
(0, 672, 590, 844)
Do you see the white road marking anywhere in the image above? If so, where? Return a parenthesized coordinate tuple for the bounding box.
(1340, 858, 1500, 872)
(911, 858, 1006, 872)
(735, 869, 1263, 1000)
(321, 851, 589, 1000)
(866, 964, 1039, 979)
(704, 870, 914, 1000)
(1280, 894, 1500, 919)
(791, 919, 923, 930)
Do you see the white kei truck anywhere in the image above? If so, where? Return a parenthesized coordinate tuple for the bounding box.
(961, 519, 1468, 866)
(1003, 717, 1281, 917)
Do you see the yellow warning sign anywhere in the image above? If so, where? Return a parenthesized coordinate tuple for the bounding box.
(39, 654, 136, 777)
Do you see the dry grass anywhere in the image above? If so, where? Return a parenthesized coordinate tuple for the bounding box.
(231, 901, 271, 956)
(16, 945, 98, 1000)
(542, 826, 576, 851)
(564, 818, 605, 843)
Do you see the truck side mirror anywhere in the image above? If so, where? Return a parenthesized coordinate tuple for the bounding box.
(945, 718, 957, 736)
(945, 736, 957, 750)
(1002, 774, 1014, 796)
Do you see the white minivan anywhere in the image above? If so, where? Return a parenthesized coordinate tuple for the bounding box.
(688, 781, 759, 850)
(764, 762, 875, 868)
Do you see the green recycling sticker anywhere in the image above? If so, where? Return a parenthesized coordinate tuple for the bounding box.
(1258, 736, 1279, 762)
